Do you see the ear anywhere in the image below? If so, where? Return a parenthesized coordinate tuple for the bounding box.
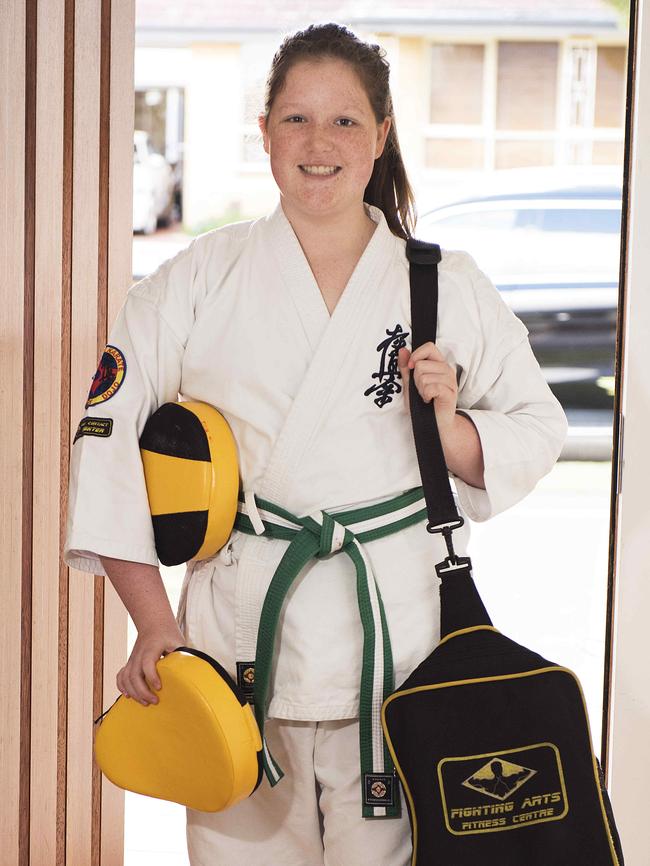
(375, 117, 392, 159)
(258, 113, 270, 155)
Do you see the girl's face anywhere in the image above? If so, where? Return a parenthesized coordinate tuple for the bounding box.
(259, 58, 391, 223)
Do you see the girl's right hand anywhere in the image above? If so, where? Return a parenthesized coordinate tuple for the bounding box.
(116, 623, 186, 705)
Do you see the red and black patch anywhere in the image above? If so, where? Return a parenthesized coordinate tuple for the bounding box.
(85, 345, 126, 408)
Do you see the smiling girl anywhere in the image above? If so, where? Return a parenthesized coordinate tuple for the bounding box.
(64, 22, 567, 866)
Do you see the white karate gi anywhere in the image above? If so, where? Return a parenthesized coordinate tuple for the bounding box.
(64, 201, 568, 865)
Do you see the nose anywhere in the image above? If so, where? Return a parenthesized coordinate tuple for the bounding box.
(305, 121, 335, 154)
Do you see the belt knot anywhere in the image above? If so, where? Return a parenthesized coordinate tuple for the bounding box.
(311, 510, 353, 559)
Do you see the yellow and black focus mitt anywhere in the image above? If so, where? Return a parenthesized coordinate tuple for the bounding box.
(139, 401, 239, 566)
(94, 646, 263, 811)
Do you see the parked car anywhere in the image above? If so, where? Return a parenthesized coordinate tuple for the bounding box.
(416, 183, 622, 411)
(489, 276, 617, 410)
(132, 130, 174, 234)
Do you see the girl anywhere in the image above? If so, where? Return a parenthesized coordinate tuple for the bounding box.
(64, 23, 568, 866)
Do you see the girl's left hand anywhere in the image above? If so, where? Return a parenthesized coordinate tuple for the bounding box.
(397, 344, 458, 432)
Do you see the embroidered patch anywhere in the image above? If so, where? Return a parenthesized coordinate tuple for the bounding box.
(438, 743, 568, 835)
(73, 417, 113, 443)
(85, 345, 126, 408)
(364, 324, 410, 408)
(236, 661, 256, 704)
(364, 772, 396, 807)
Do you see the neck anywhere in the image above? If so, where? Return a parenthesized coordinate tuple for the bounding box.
(280, 199, 377, 260)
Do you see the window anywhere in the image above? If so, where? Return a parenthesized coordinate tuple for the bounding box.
(427, 208, 519, 231)
(426, 139, 484, 171)
(568, 45, 595, 128)
(594, 46, 627, 128)
(540, 206, 622, 234)
(425, 38, 626, 173)
(495, 140, 555, 169)
(497, 42, 559, 131)
(425, 203, 621, 234)
(592, 141, 625, 164)
(430, 44, 484, 124)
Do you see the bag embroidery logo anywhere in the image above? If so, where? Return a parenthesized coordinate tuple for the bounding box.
(462, 758, 535, 801)
(364, 324, 410, 408)
(438, 743, 568, 835)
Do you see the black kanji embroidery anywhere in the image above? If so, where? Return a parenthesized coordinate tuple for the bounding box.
(364, 324, 410, 408)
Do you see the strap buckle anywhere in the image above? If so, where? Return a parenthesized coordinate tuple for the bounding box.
(435, 554, 472, 576)
(427, 518, 465, 562)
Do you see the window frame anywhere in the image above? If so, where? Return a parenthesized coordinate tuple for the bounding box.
(423, 35, 627, 174)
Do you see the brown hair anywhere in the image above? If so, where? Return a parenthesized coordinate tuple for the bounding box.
(263, 23, 416, 240)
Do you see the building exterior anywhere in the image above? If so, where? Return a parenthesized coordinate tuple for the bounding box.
(134, 0, 628, 230)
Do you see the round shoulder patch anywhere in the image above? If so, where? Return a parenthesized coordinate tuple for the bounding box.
(85, 345, 127, 408)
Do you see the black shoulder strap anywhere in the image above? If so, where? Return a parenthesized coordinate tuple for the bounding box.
(405, 238, 464, 538)
(406, 240, 492, 635)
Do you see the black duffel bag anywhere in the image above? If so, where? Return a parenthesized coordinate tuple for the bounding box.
(381, 239, 624, 866)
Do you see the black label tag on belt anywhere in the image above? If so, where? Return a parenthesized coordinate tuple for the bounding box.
(236, 661, 255, 703)
(438, 742, 569, 835)
(364, 773, 396, 808)
(73, 417, 113, 443)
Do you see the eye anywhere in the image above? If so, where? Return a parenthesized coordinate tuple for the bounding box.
(336, 118, 355, 127)
(285, 115, 305, 123)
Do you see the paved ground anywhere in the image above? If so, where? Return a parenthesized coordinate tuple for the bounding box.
(123, 458, 613, 865)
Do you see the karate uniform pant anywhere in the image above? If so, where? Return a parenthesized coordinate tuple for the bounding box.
(186, 716, 413, 866)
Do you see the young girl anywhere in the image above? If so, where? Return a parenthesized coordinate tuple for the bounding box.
(64, 23, 568, 866)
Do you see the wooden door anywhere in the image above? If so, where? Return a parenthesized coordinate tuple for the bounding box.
(1, 1, 134, 862)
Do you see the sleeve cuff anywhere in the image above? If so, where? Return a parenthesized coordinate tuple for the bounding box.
(453, 455, 540, 523)
(452, 475, 492, 523)
(64, 530, 159, 577)
(451, 406, 566, 522)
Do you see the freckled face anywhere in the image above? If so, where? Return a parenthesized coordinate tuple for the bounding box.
(259, 58, 391, 221)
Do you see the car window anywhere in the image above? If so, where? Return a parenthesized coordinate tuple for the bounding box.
(423, 203, 621, 235)
(427, 209, 519, 230)
(539, 207, 622, 234)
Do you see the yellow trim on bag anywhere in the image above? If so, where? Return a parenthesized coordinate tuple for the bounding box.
(436, 625, 500, 647)
(140, 449, 211, 514)
(381, 665, 621, 866)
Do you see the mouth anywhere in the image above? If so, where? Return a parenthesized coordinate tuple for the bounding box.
(298, 164, 342, 176)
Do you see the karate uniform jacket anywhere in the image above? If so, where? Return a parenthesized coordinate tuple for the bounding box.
(64, 201, 568, 721)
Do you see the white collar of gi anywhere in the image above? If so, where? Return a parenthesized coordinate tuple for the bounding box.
(267, 198, 391, 247)
(263, 199, 397, 341)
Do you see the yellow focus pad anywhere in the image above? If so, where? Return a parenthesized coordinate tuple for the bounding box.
(140, 450, 212, 514)
(94, 649, 263, 812)
(139, 401, 240, 565)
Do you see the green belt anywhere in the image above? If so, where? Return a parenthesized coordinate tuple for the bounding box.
(234, 486, 428, 819)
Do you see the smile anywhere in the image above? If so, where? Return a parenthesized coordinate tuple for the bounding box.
(299, 165, 341, 176)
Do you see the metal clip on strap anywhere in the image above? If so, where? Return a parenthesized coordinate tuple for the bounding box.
(426, 518, 465, 563)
